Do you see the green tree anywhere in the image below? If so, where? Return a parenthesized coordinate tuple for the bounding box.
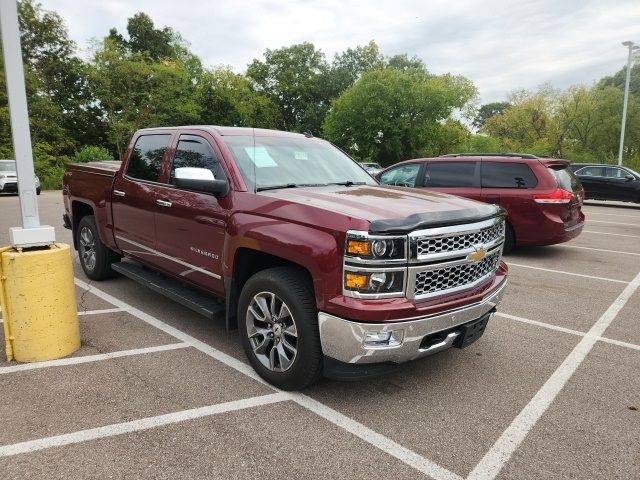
(483, 87, 557, 155)
(598, 56, 640, 96)
(247, 42, 328, 133)
(386, 53, 428, 73)
(90, 38, 200, 158)
(323, 40, 385, 97)
(198, 67, 282, 128)
(323, 69, 477, 164)
(473, 102, 510, 129)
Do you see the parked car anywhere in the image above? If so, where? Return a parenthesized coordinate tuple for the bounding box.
(376, 153, 584, 253)
(568, 163, 640, 203)
(63, 127, 508, 390)
(360, 162, 383, 175)
(0, 159, 41, 195)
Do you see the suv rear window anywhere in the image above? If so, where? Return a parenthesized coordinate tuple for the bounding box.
(550, 166, 581, 192)
(126, 134, 171, 182)
(423, 162, 478, 187)
(481, 162, 537, 188)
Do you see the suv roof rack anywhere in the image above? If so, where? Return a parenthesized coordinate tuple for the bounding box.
(439, 153, 539, 159)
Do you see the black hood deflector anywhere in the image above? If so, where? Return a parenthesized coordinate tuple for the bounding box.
(368, 203, 504, 234)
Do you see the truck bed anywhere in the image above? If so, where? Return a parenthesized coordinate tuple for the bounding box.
(67, 160, 122, 177)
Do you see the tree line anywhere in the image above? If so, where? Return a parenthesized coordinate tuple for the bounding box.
(0, 1, 638, 189)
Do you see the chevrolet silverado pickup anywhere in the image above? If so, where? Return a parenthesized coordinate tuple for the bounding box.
(62, 126, 508, 390)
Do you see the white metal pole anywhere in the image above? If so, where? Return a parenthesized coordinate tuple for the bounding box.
(1, 0, 55, 247)
(618, 42, 635, 166)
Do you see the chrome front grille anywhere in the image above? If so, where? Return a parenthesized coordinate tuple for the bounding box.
(413, 250, 501, 297)
(408, 217, 505, 299)
(416, 223, 504, 256)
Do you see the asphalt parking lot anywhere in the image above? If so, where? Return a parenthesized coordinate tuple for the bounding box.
(1, 191, 639, 479)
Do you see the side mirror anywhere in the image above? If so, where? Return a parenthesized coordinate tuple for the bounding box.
(173, 167, 229, 196)
(625, 174, 635, 182)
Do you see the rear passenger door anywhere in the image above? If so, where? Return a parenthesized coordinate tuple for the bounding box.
(480, 161, 539, 232)
(574, 166, 606, 199)
(112, 133, 173, 265)
(602, 167, 635, 201)
(152, 133, 230, 294)
(421, 161, 482, 201)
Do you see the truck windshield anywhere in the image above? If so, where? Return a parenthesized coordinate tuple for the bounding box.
(0, 161, 16, 171)
(222, 135, 376, 191)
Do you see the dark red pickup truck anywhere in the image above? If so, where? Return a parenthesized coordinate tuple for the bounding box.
(63, 126, 508, 389)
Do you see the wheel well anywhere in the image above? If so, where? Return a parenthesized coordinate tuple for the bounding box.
(225, 248, 314, 331)
(71, 201, 94, 249)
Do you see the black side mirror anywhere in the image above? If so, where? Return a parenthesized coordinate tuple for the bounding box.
(173, 167, 229, 196)
(625, 174, 635, 182)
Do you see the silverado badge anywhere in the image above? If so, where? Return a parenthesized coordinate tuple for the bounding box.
(467, 246, 487, 262)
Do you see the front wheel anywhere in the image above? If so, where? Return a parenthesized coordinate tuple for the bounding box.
(238, 267, 322, 390)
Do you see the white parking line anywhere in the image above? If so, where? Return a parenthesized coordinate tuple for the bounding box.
(0, 392, 289, 458)
(556, 244, 640, 257)
(506, 263, 629, 284)
(77, 308, 124, 316)
(291, 393, 463, 480)
(0, 343, 189, 374)
(583, 230, 640, 238)
(495, 312, 640, 352)
(74, 278, 460, 480)
(588, 219, 640, 227)
(468, 271, 640, 480)
(584, 211, 640, 219)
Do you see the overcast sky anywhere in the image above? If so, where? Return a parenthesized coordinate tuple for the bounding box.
(43, 0, 639, 103)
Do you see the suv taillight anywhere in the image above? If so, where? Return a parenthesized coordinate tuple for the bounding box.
(533, 188, 573, 204)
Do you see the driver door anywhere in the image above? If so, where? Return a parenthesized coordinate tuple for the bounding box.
(152, 132, 230, 295)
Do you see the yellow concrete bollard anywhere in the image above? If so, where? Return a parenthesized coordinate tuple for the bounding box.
(0, 243, 80, 362)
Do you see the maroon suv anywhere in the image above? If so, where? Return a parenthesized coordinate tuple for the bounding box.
(377, 153, 585, 252)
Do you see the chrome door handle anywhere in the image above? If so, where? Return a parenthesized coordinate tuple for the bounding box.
(156, 199, 172, 208)
(113, 190, 126, 197)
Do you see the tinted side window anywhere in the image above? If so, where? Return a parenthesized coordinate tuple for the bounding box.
(604, 167, 627, 179)
(423, 162, 477, 187)
(481, 162, 537, 188)
(576, 166, 605, 177)
(379, 164, 421, 187)
(170, 135, 225, 183)
(126, 135, 171, 182)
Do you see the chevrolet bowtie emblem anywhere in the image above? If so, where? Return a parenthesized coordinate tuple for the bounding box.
(467, 247, 487, 262)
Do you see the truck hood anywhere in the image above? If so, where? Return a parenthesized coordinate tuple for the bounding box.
(259, 185, 501, 233)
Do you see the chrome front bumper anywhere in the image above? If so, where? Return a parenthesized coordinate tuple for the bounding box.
(318, 281, 507, 364)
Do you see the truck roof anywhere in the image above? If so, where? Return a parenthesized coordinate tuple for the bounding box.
(136, 126, 309, 138)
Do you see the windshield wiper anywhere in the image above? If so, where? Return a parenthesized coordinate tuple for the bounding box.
(256, 183, 327, 192)
(329, 181, 367, 187)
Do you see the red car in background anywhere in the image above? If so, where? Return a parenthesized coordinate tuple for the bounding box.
(377, 153, 585, 252)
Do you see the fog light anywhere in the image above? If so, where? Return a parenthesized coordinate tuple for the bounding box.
(363, 330, 404, 348)
(345, 272, 368, 289)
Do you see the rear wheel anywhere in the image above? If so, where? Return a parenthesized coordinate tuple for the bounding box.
(503, 222, 515, 254)
(238, 267, 322, 390)
(77, 215, 118, 280)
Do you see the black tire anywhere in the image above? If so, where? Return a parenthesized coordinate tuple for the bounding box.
(76, 215, 117, 280)
(238, 267, 322, 390)
(36, 188, 41, 195)
(503, 222, 515, 254)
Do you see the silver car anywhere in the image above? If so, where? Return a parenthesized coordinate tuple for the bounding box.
(0, 160, 41, 195)
(360, 162, 383, 176)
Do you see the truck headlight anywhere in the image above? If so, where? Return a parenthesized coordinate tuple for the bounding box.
(344, 269, 405, 296)
(345, 233, 406, 261)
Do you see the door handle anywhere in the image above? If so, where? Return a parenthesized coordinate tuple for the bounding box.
(113, 190, 126, 197)
(156, 199, 172, 208)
